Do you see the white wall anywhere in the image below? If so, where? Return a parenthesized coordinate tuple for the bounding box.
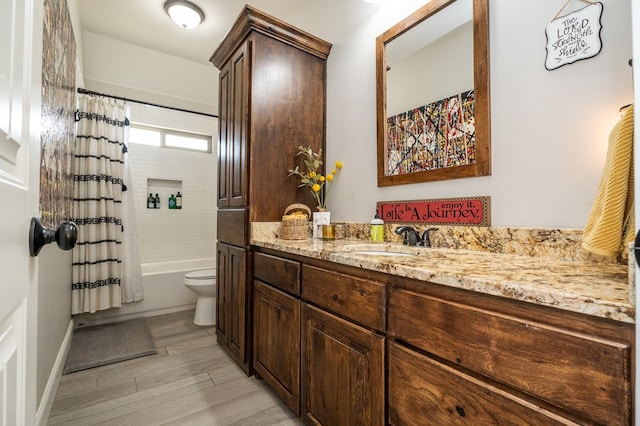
(312, 0, 632, 229)
(36, 249, 72, 409)
(82, 31, 218, 116)
(36, 0, 81, 411)
(80, 0, 633, 231)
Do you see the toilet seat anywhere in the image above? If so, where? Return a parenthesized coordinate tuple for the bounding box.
(184, 268, 216, 285)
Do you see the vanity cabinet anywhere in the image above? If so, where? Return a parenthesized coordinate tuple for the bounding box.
(211, 5, 331, 374)
(301, 265, 386, 425)
(250, 246, 633, 424)
(387, 284, 633, 425)
(252, 250, 386, 425)
(302, 304, 385, 425)
(253, 252, 302, 415)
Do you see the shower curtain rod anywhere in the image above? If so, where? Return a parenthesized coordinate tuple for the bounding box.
(77, 88, 218, 119)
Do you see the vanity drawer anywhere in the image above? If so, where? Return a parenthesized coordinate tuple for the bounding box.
(388, 342, 577, 426)
(301, 265, 385, 331)
(253, 252, 300, 296)
(388, 287, 631, 425)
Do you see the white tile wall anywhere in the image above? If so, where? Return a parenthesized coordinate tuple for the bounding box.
(126, 103, 217, 264)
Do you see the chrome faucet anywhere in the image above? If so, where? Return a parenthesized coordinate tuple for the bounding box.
(395, 226, 438, 247)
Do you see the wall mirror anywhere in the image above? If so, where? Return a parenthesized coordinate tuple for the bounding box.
(376, 0, 490, 186)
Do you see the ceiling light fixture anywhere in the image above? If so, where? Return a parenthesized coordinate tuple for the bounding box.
(164, 0, 205, 30)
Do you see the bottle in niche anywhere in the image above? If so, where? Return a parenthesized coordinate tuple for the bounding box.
(155, 193, 160, 209)
(168, 194, 177, 209)
(176, 192, 182, 209)
(147, 193, 155, 209)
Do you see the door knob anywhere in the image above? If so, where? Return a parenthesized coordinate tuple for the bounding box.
(29, 217, 77, 256)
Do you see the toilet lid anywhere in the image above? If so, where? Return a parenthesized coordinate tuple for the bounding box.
(185, 268, 216, 280)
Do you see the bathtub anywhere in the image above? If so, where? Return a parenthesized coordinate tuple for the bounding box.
(74, 258, 216, 326)
(141, 258, 216, 276)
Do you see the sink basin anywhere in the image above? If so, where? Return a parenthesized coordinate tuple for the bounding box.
(336, 244, 419, 257)
(348, 250, 415, 257)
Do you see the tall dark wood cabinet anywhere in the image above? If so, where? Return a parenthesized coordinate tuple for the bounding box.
(210, 6, 331, 375)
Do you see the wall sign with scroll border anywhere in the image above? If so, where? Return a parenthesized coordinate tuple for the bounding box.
(376, 196, 490, 226)
(545, 1, 603, 71)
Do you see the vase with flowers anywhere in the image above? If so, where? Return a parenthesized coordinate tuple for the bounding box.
(289, 146, 343, 238)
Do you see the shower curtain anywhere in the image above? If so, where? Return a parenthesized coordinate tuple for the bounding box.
(71, 94, 143, 314)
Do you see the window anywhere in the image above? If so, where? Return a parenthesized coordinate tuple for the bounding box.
(129, 126, 161, 147)
(129, 124, 211, 152)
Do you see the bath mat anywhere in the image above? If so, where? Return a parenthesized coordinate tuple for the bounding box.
(63, 318, 157, 374)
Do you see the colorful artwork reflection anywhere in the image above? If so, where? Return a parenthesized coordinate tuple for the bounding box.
(40, 0, 76, 228)
(385, 90, 475, 176)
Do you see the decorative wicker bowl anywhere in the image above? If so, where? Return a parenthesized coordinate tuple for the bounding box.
(281, 204, 311, 240)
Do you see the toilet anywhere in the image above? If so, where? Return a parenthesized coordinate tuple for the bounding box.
(184, 268, 216, 326)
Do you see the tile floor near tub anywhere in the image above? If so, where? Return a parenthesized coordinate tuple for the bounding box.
(47, 310, 301, 425)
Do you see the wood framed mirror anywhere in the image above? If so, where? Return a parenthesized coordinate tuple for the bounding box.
(376, 0, 490, 186)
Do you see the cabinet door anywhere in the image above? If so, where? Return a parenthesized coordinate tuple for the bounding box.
(217, 42, 249, 208)
(388, 342, 577, 426)
(216, 243, 229, 345)
(302, 304, 384, 426)
(254, 280, 301, 415)
(216, 243, 250, 373)
(229, 42, 249, 207)
(217, 61, 230, 207)
(228, 244, 248, 365)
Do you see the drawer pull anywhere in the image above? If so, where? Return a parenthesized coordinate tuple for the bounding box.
(360, 289, 367, 296)
(455, 406, 466, 417)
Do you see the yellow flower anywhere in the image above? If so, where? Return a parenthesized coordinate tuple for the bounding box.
(288, 145, 343, 210)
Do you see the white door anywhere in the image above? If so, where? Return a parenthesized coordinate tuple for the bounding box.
(0, 0, 43, 425)
(631, 1, 640, 424)
(634, 0, 640, 422)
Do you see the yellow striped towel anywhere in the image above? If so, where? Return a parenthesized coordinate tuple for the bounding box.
(582, 104, 634, 259)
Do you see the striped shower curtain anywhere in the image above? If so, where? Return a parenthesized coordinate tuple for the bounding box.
(71, 94, 128, 314)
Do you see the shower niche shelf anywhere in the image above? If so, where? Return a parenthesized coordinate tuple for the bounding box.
(147, 178, 183, 209)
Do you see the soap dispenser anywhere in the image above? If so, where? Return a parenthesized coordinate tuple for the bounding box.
(370, 211, 384, 242)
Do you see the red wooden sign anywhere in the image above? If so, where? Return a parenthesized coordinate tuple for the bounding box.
(376, 197, 490, 226)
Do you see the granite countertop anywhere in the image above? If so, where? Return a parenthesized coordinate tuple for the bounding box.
(250, 236, 634, 324)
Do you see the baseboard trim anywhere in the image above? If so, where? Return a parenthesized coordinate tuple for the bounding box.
(73, 304, 197, 327)
(36, 318, 75, 426)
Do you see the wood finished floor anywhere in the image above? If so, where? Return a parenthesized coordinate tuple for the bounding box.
(47, 310, 302, 425)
